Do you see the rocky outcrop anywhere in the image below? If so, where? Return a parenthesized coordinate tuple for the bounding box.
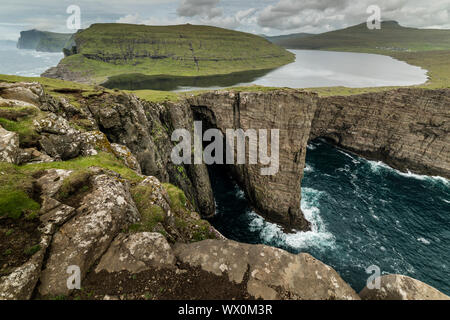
(359, 274, 450, 300)
(38, 169, 140, 296)
(174, 239, 360, 300)
(188, 90, 317, 232)
(86, 92, 215, 218)
(312, 88, 450, 178)
(0, 82, 44, 106)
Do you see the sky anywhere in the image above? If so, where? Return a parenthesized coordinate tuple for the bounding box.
(0, 0, 449, 40)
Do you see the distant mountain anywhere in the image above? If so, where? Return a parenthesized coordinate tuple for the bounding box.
(17, 29, 73, 52)
(263, 32, 314, 44)
(274, 21, 450, 52)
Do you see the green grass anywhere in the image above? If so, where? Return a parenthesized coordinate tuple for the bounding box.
(129, 185, 166, 233)
(162, 183, 187, 212)
(0, 152, 143, 220)
(54, 23, 294, 84)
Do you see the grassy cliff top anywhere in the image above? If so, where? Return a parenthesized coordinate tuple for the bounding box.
(275, 21, 450, 52)
(50, 23, 295, 84)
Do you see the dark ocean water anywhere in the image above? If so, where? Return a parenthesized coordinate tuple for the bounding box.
(209, 139, 450, 295)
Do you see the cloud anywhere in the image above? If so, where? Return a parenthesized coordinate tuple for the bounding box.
(177, 0, 223, 19)
(257, 0, 450, 32)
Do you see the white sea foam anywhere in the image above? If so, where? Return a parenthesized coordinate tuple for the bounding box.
(417, 237, 431, 245)
(304, 164, 314, 173)
(246, 187, 335, 252)
(367, 159, 449, 185)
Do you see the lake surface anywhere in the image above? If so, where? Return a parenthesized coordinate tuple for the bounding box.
(0, 42, 63, 77)
(104, 49, 428, 91)
(209, 140, 450, 295)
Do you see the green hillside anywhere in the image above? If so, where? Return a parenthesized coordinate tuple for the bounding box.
(47, 23, 294, 84)
(264, 32, 314, 44)
(276, 21, 450, 52)
(17, 29, 73, 52)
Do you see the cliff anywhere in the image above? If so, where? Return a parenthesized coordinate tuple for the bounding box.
(188, 91, 317, 231)
(1, 80, 449, 300)
(17, 30, 73, 53)
(311, 88, 450, 178)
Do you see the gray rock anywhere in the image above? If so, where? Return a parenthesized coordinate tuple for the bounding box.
(96, 232, 176, 274)
(0, 125, 20, 163)
(359, 274, 450, 300)
(111, 143, 142, 173)
(38, 172, 140, 296)
(0, 235, 51, 300)
(0, 82, 43, 106)
(174, 239, 360, 300)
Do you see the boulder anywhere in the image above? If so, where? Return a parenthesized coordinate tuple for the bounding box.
(174, 239, 360, 300)
(95, 232, 176, 274)
(359, 274, 450, 300)
(0, 125, 20, 163)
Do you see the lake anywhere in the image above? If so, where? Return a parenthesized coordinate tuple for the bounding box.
(102, 49, 428, 91)
(0, 45, 428, 90)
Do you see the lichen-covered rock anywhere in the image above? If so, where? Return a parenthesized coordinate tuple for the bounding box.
(17, 147, 54, 164)
(95, 232, 176, 274)
(0, 125, 20, 163)
(0, 82, 44, 106)
(38, 172, 140, 296)
(111, 143, 142, 173)
(34, 113, 78, 136)
(359, 274, 450, 300)
(0, 96, 37, 108)
(174, 239, 360, 300)
(0, 231, 51, 300)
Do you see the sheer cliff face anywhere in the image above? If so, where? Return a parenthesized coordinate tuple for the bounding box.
(188, 90, 318, 232)
(311, 89, 450, 179)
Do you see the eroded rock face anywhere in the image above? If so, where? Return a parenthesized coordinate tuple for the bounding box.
(312, 89, 450, 178)
(87, 92, 215, 218)
(359, 274, 450, 300)
(0, 125, 20, 163)
(188, 90, 318, 231)
(174, 239, 360, 300)
(95, 232, 176, 274)
(38, 171, 140, 296)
